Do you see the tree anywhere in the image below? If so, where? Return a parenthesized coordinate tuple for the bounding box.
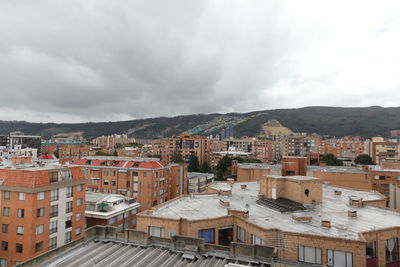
(53, 149, 59, 159)
(188, 155, 201, 172)
(321, 153, 343, 166)
(113, 150, 118, 156)
(200, 162, 212, 173)
(95, 151, 113, 156)
(215, 155, 233, 180)
(354, 154, 374, 165)
(171, 153, 183, 163)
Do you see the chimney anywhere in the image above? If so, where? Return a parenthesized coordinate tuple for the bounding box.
(348, 210, 357, 217)
(219, 199, 230, 207)
(321, 220, 331, 228)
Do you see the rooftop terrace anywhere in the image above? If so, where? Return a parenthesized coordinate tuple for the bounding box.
(148, 181, 397, 240)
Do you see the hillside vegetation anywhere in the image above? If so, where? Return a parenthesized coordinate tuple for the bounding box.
(0, 106, 398, 139)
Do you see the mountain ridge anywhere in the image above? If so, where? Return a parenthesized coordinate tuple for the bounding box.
(0, 106, 399, 139)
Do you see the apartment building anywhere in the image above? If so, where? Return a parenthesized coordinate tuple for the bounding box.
(319, 136, 365, 161)
(0, 163, 86, 267)
(92, 134, 136, 149)
(253, 139, 275, 163)
(85, 192, 140, 230)
(164, 135, 212, 164)
(0, 132, 41, 154)
(369, 137, 400, 165)
(187, 172, 214, 194)
(41, 143, 98, 164)
(0, 146, 37, 161)
(72, 156, 187, 212)
(137, 176, 400, 267)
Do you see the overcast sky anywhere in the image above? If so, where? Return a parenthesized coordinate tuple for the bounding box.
(1, 1, 400, 123)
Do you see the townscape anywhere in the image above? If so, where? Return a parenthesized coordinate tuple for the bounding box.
(0, 126, 400, 266)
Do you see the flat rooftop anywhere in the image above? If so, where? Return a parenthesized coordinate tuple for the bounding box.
(308, 165, 369, 174)
(148, 182, 397, 240)
(238, 163, 281, 170)
(265, 175, 319, 181)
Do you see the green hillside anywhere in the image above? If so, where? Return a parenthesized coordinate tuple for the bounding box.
(0, 106, 399, 139)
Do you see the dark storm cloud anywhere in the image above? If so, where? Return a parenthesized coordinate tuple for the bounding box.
(0, 0, 400, 122)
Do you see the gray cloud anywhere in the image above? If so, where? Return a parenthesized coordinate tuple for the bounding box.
(0, 0, 400, 122)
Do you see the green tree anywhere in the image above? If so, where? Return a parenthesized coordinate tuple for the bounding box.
(188, 155, 201, 172)
(53, 149, 59, 159)
(112, 150, 118, 156)
(354, 154, 374, 165)
(200, 162, 212, 173)
(171, 153, 183, 163)
(95, 151, 113, 156)
(321, 153, 343, 166)
(215, 155, 233, 180)
(241, 158, 262, 163)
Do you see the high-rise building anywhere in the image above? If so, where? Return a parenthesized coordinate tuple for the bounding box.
(0, 163, 86, 266)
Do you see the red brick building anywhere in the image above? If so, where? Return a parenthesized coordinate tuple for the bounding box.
(0, 164, 86, 266)
(72, 156, 187, 212)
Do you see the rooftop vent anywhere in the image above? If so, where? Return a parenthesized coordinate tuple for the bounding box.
(227, 178, 235, 184)
(349, 196, 363, 207)
(348, 210, 357, 217)
(321, 220, 331, 228)
(240, 184, 247, 190)
(334, 190, 342, 196)
(220, 187, 232, 196)
(220, 199, 230, 207)
(292, 214, 312, 222)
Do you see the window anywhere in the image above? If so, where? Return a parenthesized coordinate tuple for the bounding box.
(108, 217, 116, 224)
(111, 180, 116, 186)
(76, 184, 83, 192)
(36, 224, 44, 235)
(251, 235, 264, 245)
(37, 191, 45, 200)
(149, 226, 164, 237)
(198, 228, 215, 243)
(49, 237, 57, 250)
(299, 246, 322, 264)
(117, 214, 123, 221)
(49, 220, 58, 234)
(16, 226, 24, 235)
(327, 249, 352, 267)
(65, 216, 72, 229)
(66, 186, 73, 198)
(65, 232, 71, 244)
(50, 205, 58, 218)
(386, 238, 399, 264)
(35, 241, 43, 252)
(66, 201, 73, 213)
(17, 208, 24, 218)
(1, 241, 8, 251)
(76, 213, 82, 222)
(51, 189, 59, 202)
(75, 227, 81, 236)
(3, 192, 10, 201)
(237, 226, 246, 243)
(16, 243, 23, 253)
(366, 242, 376, 259)
(76, 198, 83, 206)
(18, 192, 25, 200)
(0, 259, 7, 267)
(37, 207, 45, 217)
(2, 224, 8, 234)
(104, 180, 109, 185)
